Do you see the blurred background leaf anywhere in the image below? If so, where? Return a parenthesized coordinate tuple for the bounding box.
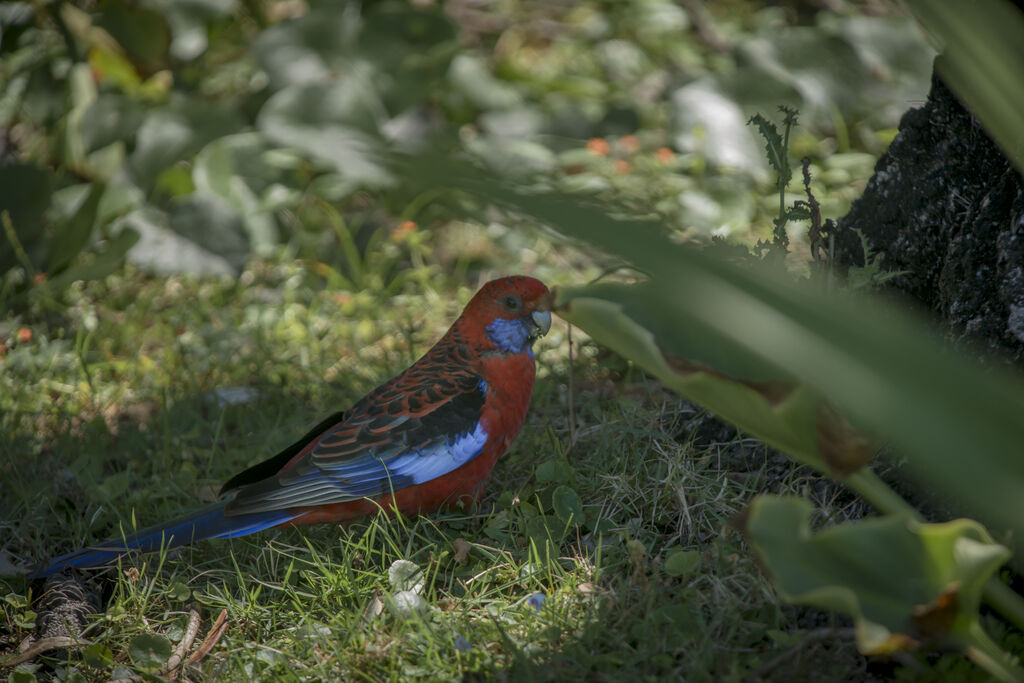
(905, 0, 1024, 173)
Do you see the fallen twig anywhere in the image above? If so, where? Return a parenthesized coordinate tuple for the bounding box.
(2, 636, 85, 667)
(161, 608, 202, 680)
(185, 608, 228, 667)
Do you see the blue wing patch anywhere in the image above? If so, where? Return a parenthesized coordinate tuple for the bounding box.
(225, 421, 489, 514)
(404, 421, 488, 484)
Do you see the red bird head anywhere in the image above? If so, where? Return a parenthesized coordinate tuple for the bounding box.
(455, 276, 553, 354)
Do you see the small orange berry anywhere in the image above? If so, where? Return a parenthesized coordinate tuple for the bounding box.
(17, 327, 32, 343)
(619, 135, 640, 153)
(614, 159, 632, 174)
(391, 220, 418, 242)
(586, 138, 610, 157)
(33, 272, 47, 285)
(333, 292, 353, 306)
(0, 343, 7, 356)
(655, 147, 675, 163)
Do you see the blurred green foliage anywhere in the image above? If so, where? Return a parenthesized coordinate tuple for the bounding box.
(0, 0, 933, 307)
(8, 0, 1024, 679)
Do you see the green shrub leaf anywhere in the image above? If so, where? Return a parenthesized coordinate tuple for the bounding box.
(742, 496, 1010, 657)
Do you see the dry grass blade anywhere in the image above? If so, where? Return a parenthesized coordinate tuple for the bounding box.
(185, 608, 228, 666)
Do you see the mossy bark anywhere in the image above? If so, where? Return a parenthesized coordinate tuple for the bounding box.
(833, 63, 1024, 364)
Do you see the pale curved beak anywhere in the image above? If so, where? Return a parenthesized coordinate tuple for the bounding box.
(531, 310, 552, 337)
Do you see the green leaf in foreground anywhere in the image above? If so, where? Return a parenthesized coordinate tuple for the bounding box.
(742, 496, 1021, 679)
(83, 643, 115, 669)
(664, 549, 700, 578)
(128, 633, 172, 672)
(558, 282, 872, 480)
(535, 460, 572, 485)
(551, 485, 583, 525)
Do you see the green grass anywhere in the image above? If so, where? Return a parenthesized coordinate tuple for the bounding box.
(0, 0, 987, 677)
(1, 253, 985, 681)
(0, 255, 857, 681)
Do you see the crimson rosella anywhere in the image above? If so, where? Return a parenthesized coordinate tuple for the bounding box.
(33, 276, 552, 577)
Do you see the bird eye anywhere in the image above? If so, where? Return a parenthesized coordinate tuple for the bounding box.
(502, 295, 522, 311)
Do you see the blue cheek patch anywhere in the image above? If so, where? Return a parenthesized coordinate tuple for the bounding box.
(486, 317, 532, 354)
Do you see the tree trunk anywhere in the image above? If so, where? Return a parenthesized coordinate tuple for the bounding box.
(832, 61, 1024, 365)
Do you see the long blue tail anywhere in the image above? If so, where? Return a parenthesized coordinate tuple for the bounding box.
(31, 503, 301, 578)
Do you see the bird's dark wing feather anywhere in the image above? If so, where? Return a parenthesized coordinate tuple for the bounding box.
(219, 410, 347, 497)
(225, 347, 488, 515)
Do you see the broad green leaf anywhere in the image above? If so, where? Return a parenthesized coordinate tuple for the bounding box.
(167, 581, 191, 602)
(121, 206, 235, 277)
(524, 514, 567, 557)
(559, 282, 870, 477)
(258, 107, 392, 189)
(34, 228, 139, 296)
(128, 101, 244, 191)
(158, 0, 237, 62)
(8, 668, 37, 683)
(551, 485, 583, 525)
(448, 55, 522, 111)
(47, 183, 105, 274)
(128, 633, 172, 672)
(62, 667, 88, 683)
(3, 593, 28, 608)
(79, 95, 146, 153)
(672, 79, 768, 182)
(168, 193, 249, 274)
(82, 643, 115, 668)
(386, 590, 427, 617)
(253, 4, 361, 88)
(357, 1, 458, 112)
(0, 164, 54, 272)
(258, 74, 380, 135)
(743, 496, 1010, 656)
(253, 1, 455, 113)
(663, 549, 700, 578)
(87, 46, 142, 94)
(193, 133, 282, 253)
(535, 460, 571, 485)
(193, 133, 280, 198)
(93, 0, 171, 74)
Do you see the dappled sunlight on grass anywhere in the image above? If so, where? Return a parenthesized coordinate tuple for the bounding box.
(2, 252, 892, 679)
